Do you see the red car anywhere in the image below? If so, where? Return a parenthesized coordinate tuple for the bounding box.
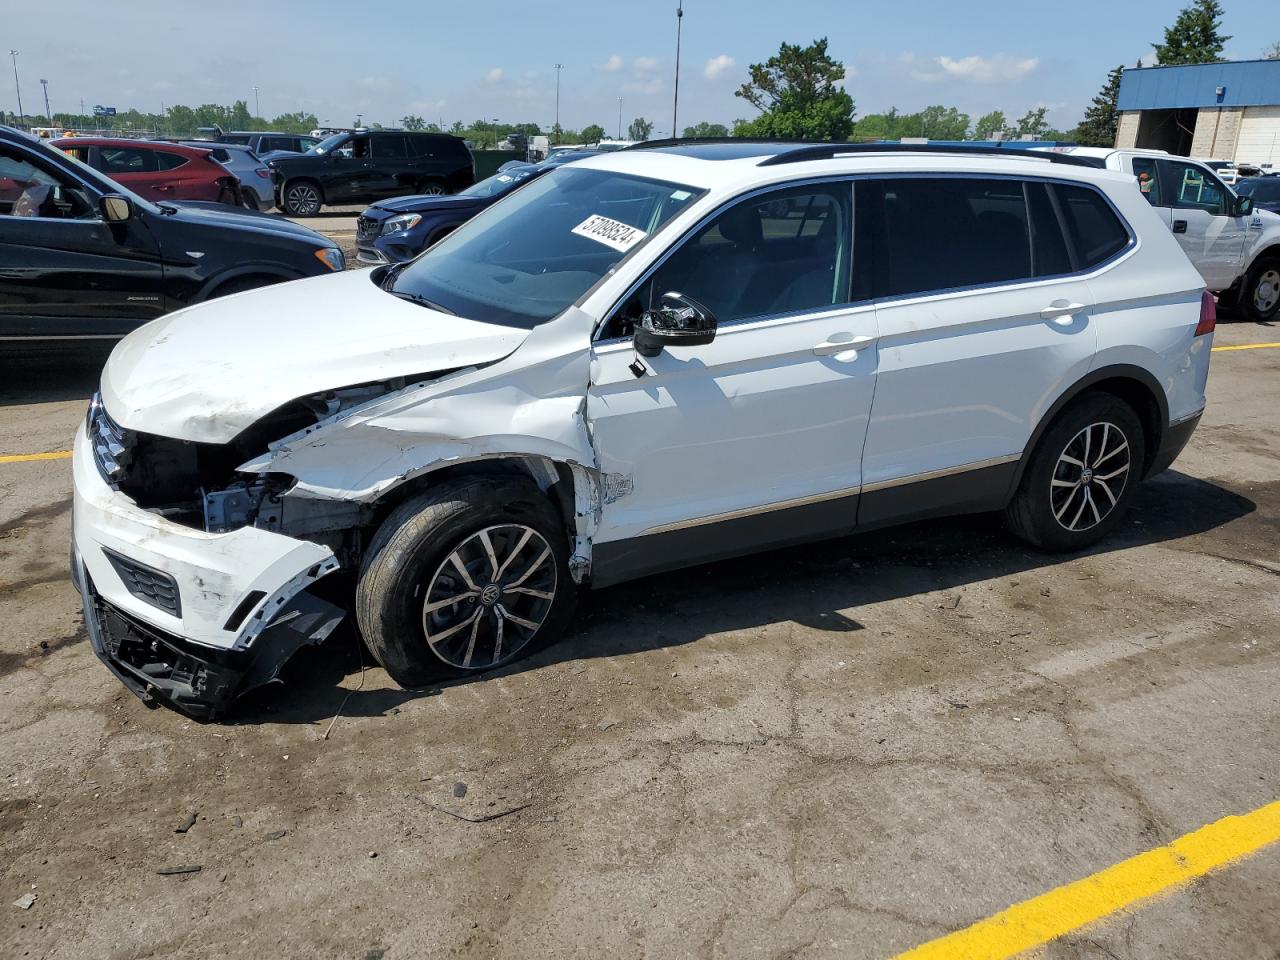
(51, 138, 242, 204)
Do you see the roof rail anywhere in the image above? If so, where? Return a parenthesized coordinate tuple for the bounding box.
(622, 136, 813, 151)
(756, 142, 1101, 168)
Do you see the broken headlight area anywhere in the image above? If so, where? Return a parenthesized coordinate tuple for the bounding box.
(89, 379, 417, 535)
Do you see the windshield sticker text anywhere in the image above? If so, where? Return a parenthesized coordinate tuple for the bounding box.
(571, 215, 648, 252)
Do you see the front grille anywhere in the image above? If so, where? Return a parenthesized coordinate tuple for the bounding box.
(103, 548, 182, 616)
(356, 215, 380, 241)
(87, 393, 133, 486)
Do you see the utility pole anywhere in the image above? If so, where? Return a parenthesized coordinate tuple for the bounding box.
(617, 97, 623, 139)
(9, 51, 23, 124)
(671, 2, 684, 138)
(253, 86, 260, 117)
(40, 78, 50, 122)
(553, 63, 563, 144)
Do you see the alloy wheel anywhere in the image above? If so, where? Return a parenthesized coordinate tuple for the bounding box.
(286, 183, 320, 215)
(419, 183, 446, 196)
(421, 524, 557, 670)
(1050, 421, 1131, 532)
(1254, 269, 1280, 314)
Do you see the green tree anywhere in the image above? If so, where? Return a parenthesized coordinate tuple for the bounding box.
(1154, 0, 1230, 65)
(733, 37, 855, 140)
(402, 115, 426, 131)
(683, 121, 730, 137)
(1074, 65, 1124, 147)
(973, 110, 1009, 140)
(914, 105, 970, 140)
(627, 117, 655, 140)
(269, 112, 319, 134)
(580, 123, 607, 144)
(1014, 107, 1050, 139)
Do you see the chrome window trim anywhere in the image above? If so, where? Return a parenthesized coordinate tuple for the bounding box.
(594, 171, 1138, 344)
(636, 453, 1021, 537)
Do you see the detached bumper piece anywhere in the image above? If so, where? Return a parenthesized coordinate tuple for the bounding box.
(80, 571, 344, 721)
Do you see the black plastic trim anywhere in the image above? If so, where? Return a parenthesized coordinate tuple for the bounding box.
(1148, 412, 1202, 477)
(857, 462, 1018, 530)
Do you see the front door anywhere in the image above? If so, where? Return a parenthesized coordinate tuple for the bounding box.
(0, 143, 166, 342)
(1156, 158, 1248, 290)
(855, 175, 1106, 525)
(587, 182, 880, 584)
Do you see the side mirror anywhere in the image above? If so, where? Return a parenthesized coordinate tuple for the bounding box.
(1232, 194, 1253, 217)
(99, 194, 132, 223)
(633, 291, 718, 358)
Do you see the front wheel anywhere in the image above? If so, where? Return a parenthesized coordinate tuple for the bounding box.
(356, 478, 575, 688)
(416, 180, 447, 196)
(1004, 392, 1145, 552)
(1241, 257, 1280, 322)
(282, 180, 323, 216)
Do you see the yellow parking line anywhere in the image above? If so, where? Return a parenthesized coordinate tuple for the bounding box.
(892, 800, 1280, 960)
(1212, 341, 1280, 352)
(0, 450, 73, 464)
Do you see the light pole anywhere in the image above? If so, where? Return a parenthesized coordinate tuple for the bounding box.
(253, 85, 260, 117)
(671, 1, 684, 139)
(39, 78, 51, 122)
(553, 63, 563, 143)
(617, 97, 623, 140)
(9, 50, 23, 124)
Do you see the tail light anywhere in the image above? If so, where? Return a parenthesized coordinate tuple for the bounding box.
(255, 168, 271, 179)
(1195, 290, 1216, 337)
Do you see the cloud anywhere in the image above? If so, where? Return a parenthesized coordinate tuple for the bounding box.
(910, 54, 1040, 84)
(634, 56, 659, 72)
(704, 54, 735, 80)
(487, 68, 503, 82)
(600, 54, 624, 72)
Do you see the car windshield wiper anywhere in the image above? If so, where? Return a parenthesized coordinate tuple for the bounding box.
(391, 290, 456, 315)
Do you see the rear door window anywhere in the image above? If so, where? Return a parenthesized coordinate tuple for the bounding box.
(100, 148, 159, 174)
(1053, 183, 1131, 268)
(854, 177, 1034, 298)
(372, 135, 409, 159)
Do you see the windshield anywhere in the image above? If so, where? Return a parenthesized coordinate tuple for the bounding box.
(1237, 179, 1280, 201)
(390, 167, 703, 328)
(311, 134, 349, 155)
(459, 167, 538, 199)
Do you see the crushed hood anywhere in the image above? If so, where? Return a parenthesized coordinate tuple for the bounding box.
(102, 269, 530, 443)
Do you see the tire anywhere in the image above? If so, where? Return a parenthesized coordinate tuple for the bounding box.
(1004, 392, 1145, 553)
(207, 276, 277, 300)
(416, 180, 447, 196)
(282, 179, 323, 216)
(1240, 257, 1280, 322)
(356, 478, 575, 688)
(241, 192, 260, 212)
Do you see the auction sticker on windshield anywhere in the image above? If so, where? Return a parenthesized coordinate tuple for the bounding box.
(572, 215, 648, 253)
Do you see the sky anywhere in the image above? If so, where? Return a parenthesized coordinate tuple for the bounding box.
(7, 0, 1278, 134)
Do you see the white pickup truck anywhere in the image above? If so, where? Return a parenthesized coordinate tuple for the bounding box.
(1054, 148, 1280, 321)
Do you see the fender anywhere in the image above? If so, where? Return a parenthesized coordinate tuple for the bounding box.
(1009, 363, 1169, 494)
(193, 265, 303, 302)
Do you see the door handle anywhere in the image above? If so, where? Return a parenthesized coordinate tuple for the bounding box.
(813, 334, 875, 357)
(1040, 302, 1086, 325)
(1173, 219, 1188, 234)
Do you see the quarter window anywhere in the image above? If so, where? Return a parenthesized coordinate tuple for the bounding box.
(617, 184, 852, 330)
(155, 151, 189, 170)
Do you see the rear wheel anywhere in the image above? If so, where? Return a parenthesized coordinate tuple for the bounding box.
(241, 192, 260, 212)
(1241, 257, 1280, 322)
(1004, 393, 1145, 552)
(282, 180, 323, 216)
(416, 180, 447, 196)
(356, 478, 575, 688)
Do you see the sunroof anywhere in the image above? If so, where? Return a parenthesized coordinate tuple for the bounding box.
(634, 141, 813, 161)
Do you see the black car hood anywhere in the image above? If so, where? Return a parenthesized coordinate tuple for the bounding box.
(165, 201, 334, 245)
(367, 194, 487, 216)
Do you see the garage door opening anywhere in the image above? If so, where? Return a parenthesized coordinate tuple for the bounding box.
(1135, 108, 1197, 155)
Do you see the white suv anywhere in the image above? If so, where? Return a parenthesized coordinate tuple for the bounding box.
(1053, 147, 1280, 321)
(72, 143, 1214, 718)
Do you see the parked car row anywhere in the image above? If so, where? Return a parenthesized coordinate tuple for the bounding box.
(0, 126, 344, 347)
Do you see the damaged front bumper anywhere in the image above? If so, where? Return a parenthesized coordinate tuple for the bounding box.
(70, 423, 345, 720)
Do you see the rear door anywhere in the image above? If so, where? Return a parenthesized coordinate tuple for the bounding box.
(856, 175, 1104, 525)
(0, 142, 166, 341)
(1156, 158, 1248, 290)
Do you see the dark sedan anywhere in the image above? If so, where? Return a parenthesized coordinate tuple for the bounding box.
(1236, 177, 1280, 214)
(355, 151, 598, 264)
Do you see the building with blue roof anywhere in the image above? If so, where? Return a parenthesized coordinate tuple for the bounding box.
(1115, 59, 1280, 167)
